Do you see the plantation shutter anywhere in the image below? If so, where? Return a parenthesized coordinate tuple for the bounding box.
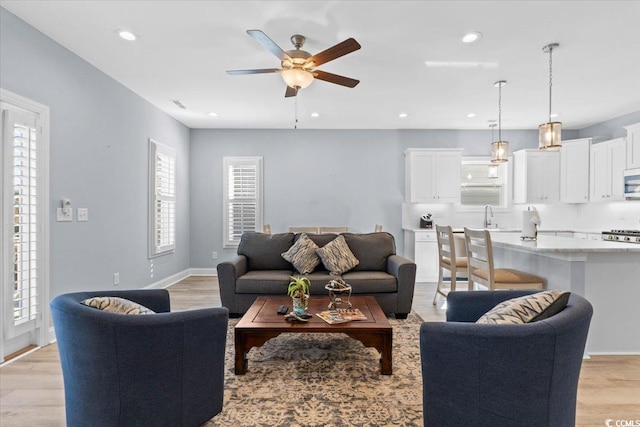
(3, 110, 42, 337)
(223, 157, 262, 247)
(149, 139, 176, 257)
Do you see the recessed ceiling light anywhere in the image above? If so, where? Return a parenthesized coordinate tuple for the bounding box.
(461, 32, 482, 44)
(310, 112, 320, 118)
(118, 30, 137, 41)
(467, 113, 476, 118)
(399, 113, 408, 118)
(208, 112, 218, 117)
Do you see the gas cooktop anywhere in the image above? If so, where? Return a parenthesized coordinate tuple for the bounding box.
(601, 230, 640, 243)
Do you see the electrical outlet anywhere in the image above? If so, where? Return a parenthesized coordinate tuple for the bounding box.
(113, 273, 120, 286)
(212, 251, 218, 260)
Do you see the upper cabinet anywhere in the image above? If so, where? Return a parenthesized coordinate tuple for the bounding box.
(404, 148, 463, 203)
(560, 138, 591, 203)
(624, 122, 640, 169)
(590, 137, 627, 201)
(513, 149, 560, 203)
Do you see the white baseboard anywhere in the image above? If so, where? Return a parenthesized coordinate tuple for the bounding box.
(188, 268, 217, 276)
(144, 269, 192, 289)
(144, 268, 217, 289)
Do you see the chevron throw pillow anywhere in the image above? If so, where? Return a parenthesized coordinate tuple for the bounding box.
(476, 290, 570, 324)
(81, 297, 155, 315)
(281, 233, 321, 274)
(315, 235, 359, 275)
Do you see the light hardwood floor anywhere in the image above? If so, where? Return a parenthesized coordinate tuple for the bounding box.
(1, 276, 639, 426)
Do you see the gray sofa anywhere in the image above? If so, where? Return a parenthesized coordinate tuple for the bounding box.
(217, 232, 417, 318)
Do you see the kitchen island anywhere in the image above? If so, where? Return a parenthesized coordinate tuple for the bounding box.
(487, 232, 640, 355)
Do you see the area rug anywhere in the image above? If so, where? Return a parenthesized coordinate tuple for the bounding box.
(205, 312, 424, 427)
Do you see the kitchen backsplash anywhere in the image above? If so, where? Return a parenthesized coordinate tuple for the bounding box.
(403, 201, 640, 231)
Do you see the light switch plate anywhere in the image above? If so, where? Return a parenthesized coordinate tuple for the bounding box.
(56, 207, 72, 222)
(77, 208, 89, 221)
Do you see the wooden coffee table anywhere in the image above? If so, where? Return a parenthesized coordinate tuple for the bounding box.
(235, 295, 393, 375)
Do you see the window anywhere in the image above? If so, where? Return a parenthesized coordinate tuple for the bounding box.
(148, 139, 176, 257)
(223, 157, 263, 248)
(460, 158, 509, 209)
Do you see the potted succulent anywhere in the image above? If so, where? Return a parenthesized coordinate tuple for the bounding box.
(288, 276, 311, 315)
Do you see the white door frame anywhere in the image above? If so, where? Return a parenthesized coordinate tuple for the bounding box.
(0, 88, 50, 362)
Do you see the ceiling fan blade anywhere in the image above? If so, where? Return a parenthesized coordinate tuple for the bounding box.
(313, 70, 360, 88)
(247, 30, 291, 62)
(306, 38, 361, 67)
(284, 86, 298, 97)
(226, 68, 281, 75)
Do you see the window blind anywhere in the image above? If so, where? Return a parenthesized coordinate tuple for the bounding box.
(149, 139, 176, 257)
(6, 112, 40, 328)
(223, 157, 262, 247)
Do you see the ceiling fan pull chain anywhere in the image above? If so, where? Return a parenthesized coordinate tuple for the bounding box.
(294, 95, 298, 129)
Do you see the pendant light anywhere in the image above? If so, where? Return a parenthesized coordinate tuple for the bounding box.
(539, 43, 561, 150)
(488, 124, 499, 178)
(491, 80, 508, 163)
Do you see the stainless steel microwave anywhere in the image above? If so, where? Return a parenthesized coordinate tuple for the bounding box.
(624, 168, 640, 199)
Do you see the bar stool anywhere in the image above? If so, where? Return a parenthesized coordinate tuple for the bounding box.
(464, 227, 545, 291)
(433, 225, 468, 305)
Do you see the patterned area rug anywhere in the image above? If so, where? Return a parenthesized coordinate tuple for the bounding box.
(205, 312, 424, 427)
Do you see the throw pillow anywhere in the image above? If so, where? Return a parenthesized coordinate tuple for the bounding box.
(81, 297, 155, 315)
(281, 233, 321, 274)
(315, 235, 359, 275)
(476, 290, 570, 324)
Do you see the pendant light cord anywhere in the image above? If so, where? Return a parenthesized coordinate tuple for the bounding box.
(498, 83, 502, 142)
(548, 45, 553, 123)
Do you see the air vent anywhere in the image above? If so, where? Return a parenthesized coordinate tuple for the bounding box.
(171, 100, 186, 109)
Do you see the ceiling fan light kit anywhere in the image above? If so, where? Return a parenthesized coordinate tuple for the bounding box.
(227, 29, 360, 97)
(539, 42, 562, 150)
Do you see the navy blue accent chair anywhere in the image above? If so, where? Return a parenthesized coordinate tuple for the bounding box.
(420, 290, 592, 427)
(50, 289, 228, 427)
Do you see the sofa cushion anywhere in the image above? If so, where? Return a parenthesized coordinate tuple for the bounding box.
(294, 271, 339, 295)
(342, 232, 396, 271)
(341, 271, 398, 293)
(81, 296, 155, 315)
(281, 233, 321, 274)
(298, 233, 338, 248)
(315, 235, 359, 275)
(238, 232, 295, 270)
(236, 270, 292, 294)
(476, 290, 571, 324)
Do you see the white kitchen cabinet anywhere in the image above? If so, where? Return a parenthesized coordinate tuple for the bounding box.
(404, 149, 463, 203)
(590, 137, 627, 201)
(624, 122, 640, 169)
(560, 138, 591, 203)
(403, 230, 438, 282)
(513, 150, 560, 203)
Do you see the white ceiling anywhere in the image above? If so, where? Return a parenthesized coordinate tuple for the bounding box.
(2, 0, 640, 130)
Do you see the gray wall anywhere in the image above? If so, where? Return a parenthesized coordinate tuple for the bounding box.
(189, 127, 579, 266)
(1, 9, 191, 297)
(578, 110, 640, 141)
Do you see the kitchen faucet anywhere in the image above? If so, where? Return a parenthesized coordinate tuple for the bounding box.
(484, 205, 494, 228)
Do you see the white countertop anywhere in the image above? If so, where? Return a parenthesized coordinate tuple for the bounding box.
(488, 232, 640, 253)
(403, 227, 604, 234)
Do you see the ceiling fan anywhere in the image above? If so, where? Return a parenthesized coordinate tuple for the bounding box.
(226, 30, 361, 97)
